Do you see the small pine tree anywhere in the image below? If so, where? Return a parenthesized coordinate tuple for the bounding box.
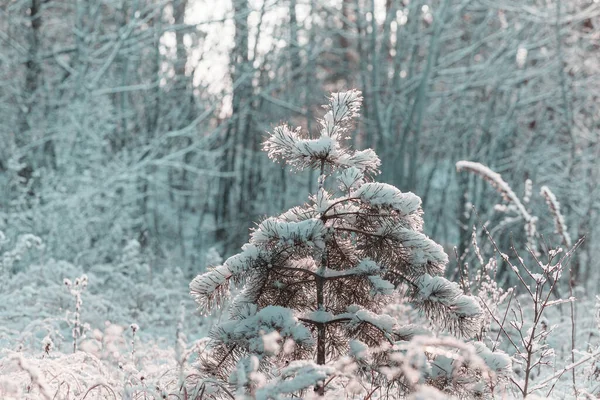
(190, 90, 482, 396)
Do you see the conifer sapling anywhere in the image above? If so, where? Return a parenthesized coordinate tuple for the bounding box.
(190, 90, 482, 395)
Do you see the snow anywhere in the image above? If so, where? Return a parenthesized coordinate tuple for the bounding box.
(313, 188, 332, 213)
(3, 80, 594, 400)
(407, 385, 449, 400)
(352, 308, 397, 334)
(393, 325, 432, 341)
(303, 310, 335, 324)
(189, 264, 233, 312)
(473, 342, 512, 377)
(414, 274, 482, 331)
(264, 124, 381, 173)
(327, 90, 363, 129)
(217, 306, 313, 354)
(390, 228, 449, 268)
(349, 340, 369, 359)
(352, 183, 421, 216)
(368, 275, 395, 296)
(41, 335, 53, 354)
(263, 90, 381, 175)
(516, 46, 528, 68)
(263, 124, 331, 171)
(337, 167, 365, 192)
(416, 274, 458, 301)
(278, 205, 318, 222)
(10, 355, 53, 400)
(261, 331, 282, 355)
(319, 258, 381, 279)
(318, 90, 363, 140)
(337, 148, 381, 173)
(250, 218, 326, 249)
(227, 243, 261, 273)
(190, 244, 264, 313)
(254, 361, 335, 400)
(356, 258, 381, 273)
(449, 296, 482, 318)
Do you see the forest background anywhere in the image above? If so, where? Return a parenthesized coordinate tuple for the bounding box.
(3, 0, 599, 288)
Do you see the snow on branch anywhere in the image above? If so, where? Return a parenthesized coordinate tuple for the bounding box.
(388, 228, 449, 272)
(323, 89, 363, 135)
(215, 306, 314, 355)
(337, 167, 365, 192)
(353, 183, 422, 217)
(11, 355, 53, 400)
(318, 258, 380, 279)
(473, 342, 512, 379)
(254, 360, 335, 400)
(413, 274, 482, 337)
(191, 90, 487, 395)
(456, 160, 539, 252)
(190, 244, 261, 314)
(393, 325, 433, 342)
(263, 90, 380, 174)
(368, 275, 395, 296)
(350, 308, 397, 334)
(250, 218, 326, 249)
(190, 265, 233, 315)
(394, 336, 510, 395)
(336, 148, 381, 173)
(263, 124, 339, 170)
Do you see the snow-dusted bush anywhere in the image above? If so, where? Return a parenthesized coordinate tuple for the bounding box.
(190, 90, 492, 398)
(456, 162, 600, 398)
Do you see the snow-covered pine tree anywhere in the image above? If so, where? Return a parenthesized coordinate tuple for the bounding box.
(190, 90, 481, 395)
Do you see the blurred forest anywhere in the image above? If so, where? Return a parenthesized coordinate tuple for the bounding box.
(1, 0, 599, 292)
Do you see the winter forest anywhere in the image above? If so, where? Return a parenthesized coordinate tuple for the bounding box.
(2, 0, 600, 398)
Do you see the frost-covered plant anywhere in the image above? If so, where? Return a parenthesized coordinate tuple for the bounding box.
(191, 90, 483, 397)
(455, 161, 600, 397)
(0, 326, 190, 400)
(540, 186, 572, 248)
(453, 226, 514, 346)
(64, 274, 88, 353)
(580, 297, 600, 397)
(456, 162, 575, 262)
(456, 161, 539, 254)
(479, 228, 587, 398)
(0, 231, 43, 281)
(0, 231, 211, 399)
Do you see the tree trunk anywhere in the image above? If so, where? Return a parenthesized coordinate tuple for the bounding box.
(217, 0, 252, 253)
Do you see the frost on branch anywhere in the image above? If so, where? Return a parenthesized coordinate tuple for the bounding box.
(474, 342, 512, 379)
(214, 306, 313, 355)
(455, 161, 533, 222)
(456, 161, 539, 252)
(540, 185, 571, 247)
(250, 218, 326, 249)
(386, 228, 448, 271)
(263, 90, 380, 174)
(413, 274, 482, 337)
(254, 361, 336, 400)
(189, 244, 261, 314)
(352, 183, 422, 221)
(338, 167, 365, 192)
